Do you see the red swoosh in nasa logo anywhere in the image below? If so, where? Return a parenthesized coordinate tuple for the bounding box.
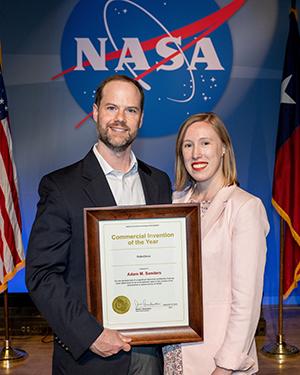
(54, 0, 245, 128)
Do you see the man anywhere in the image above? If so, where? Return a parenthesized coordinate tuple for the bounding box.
(26, 75, 172, 374)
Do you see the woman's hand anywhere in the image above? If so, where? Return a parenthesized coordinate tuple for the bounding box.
(210, 367, 233, 375)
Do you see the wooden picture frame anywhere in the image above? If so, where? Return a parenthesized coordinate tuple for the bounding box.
(84, 204, 203, 345)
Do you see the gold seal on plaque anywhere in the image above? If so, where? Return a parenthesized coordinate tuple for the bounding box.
(112, 296, 131, 314)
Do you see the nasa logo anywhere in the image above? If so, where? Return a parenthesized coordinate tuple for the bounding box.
(58, 0, 244, 137)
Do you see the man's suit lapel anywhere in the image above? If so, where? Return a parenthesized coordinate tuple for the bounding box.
(137, 160, 159, 204)
(201, 185, 237, 239)
(81, 150, 116, 207)
(80, 152, 161, 207)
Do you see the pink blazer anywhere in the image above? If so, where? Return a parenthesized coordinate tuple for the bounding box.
(173, 185, 269, 374)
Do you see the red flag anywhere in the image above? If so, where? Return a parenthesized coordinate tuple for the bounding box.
(272, 9, 300, 299)
(0, 49, 25, 293)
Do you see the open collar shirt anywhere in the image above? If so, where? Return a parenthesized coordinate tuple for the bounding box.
(93, 144, 146, 206)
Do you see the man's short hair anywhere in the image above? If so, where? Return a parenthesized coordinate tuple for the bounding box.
(94, 74, 144, 112)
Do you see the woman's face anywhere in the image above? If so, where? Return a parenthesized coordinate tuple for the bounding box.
(182, 121, 225, 186)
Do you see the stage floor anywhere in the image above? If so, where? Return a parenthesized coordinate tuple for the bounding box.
(1, 305, 300, 374)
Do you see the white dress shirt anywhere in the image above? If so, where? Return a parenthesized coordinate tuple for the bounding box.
(93, 144, 146, 206)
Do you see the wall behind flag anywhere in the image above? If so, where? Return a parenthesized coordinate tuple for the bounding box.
(0, 0, 299, 304)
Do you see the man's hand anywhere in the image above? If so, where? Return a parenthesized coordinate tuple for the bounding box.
(89, 328, 132, 357)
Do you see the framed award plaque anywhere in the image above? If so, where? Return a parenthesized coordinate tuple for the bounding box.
(84, 204, 203, 345)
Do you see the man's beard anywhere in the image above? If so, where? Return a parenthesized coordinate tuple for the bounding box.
(97, 121, 138, 153)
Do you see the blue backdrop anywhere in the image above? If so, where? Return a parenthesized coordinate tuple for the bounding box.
(1, 0, 299, 304)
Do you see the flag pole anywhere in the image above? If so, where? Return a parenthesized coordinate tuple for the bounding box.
(261, 218, 299, 358)
(0, 289, 28, 368)
(0, 41, 28, 368)
(261, 0, 300, 360)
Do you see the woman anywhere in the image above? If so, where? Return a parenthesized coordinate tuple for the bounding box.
(163, 113, 269, 375)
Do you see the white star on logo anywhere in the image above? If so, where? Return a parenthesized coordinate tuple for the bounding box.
(281, 75, 296, 104)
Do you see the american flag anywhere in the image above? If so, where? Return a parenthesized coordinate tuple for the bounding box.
(0, 56, 25, 293)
